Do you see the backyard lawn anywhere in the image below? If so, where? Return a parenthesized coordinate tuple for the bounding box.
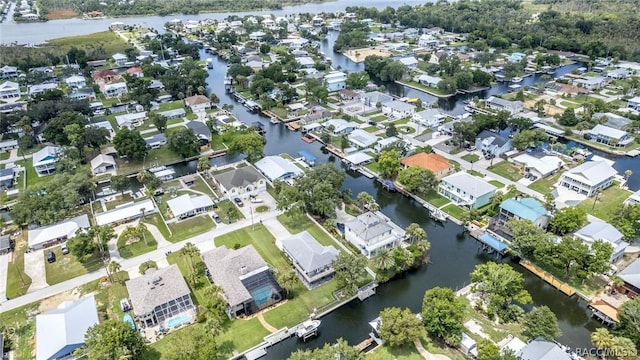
(364, 161, 380, 174)
(577, 184, 632, 222)
(44, 247, 103, 285)
(277, 214, 339, 247)
(166, 215, 216, 243)
(189, 176, 216, 196)
(117, 229, 157, 259)
(115, 147, 183, 175)
(420, 190, 450, 208)
(214, 224, 289, 272)
(15, 159, 55, 187)
(461, 153, 480, 163)
(487, 161, 523, 181)
(528, 172, 562, 195)
(263, 280, 338, 329)
(0, 151, 10, 160)
(441, 204, 466, 220)
(105, 193, 135, 210)
(363, 126, 379, 133)
(489, 180, 505, 189)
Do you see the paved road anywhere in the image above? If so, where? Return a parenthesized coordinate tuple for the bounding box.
(0, 209, 282, 312)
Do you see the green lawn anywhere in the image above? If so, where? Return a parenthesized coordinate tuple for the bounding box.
(420, 190, 450, 208)
(560, 101, 580, 109)
(166, 215, 216, 243)
(6, 233, 32, 298)
(215, 199, 245, 223)
(47, 31, 128, 57)
(189, 176, 215, 196)
(467, 169, 484, 177)
(363, 126, 379, 133)
(461, 153, 480, 163)
(577, 184, 632, 222)
(44, 247, 103, 285)
(0, 302, 40, 359)
(263, 280, 338, 329)
(487, 161, 523, 181)
(142, 213, 171, 240)
(0, 151, 10, 160)
(82, 271, 131, 321)
(370, 115, 387, 122)
(405, 81, 449, 96)
(277, 214, 339, 247)
(365, 344, 423, 360)
(214, 225, 289, 272)
(157, 100, 186, 112)
(105, 193, 135, 210)
(391, 118, 410, 125)
(489, 180, 505, 189)
(15, 159, 55, 187)
(397, 126, 416, 135)
(117, 229, 158, 259)
(442, 204, 466, 220)
(365, 161, 380, 174)
(115, 147, 183, 175)
(217, 318, 271, 353)
(528, 172, 562, 195)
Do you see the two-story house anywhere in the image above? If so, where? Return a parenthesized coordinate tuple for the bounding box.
(475, 130, 513, 157)
(586, 124, 634, 147)
(484, 96, 523, 115)
(494, 197, 549, 230)
(0, 81, 20, 101)
(112, 53, 128, 66)
(282, 231, 339, 288)
(400, 152, 452, 179)
(212, 166, 267, 198)
(32, 145, 60, 177)
(574, 221, 628, 264)
(344, 211, 405, 258)
(184, 95, 211, 112)
(324, 71, 348, 92)
(412, 108, 446, 127)
(65, 75, 86, 88)
(438, 172, 497, 208)
(115, 112, 147, 129)
(557, 160, 616, 197)
(382, 100, 416, 119)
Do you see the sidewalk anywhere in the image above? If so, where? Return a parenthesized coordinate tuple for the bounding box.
(0, 253, 8, 302)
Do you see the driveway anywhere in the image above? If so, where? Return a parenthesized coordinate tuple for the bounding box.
(24, 249, 48, 292)
(0, 253, 8, 301)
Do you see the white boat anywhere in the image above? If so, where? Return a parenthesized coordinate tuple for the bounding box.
(270, 117, 279, 124)
(430, 209, 447, 222)
(295, 319, 321, 339)
(511, 76, 523, 83)
(206, 58, 213, 69)
(148, 165, 167, 173)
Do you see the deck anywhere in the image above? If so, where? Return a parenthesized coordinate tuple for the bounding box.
(519, 260, 576, 296)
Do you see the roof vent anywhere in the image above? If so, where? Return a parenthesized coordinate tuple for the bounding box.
(240, 266, 247, 275)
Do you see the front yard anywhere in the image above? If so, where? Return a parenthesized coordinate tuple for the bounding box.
(262, 280, 338, 329)
(528, 172, 562, 195)
(166, 215, 216, 243)
(117, 229, 157, 259)
(44, 247, 103, 285)
(461, 153, 480, 163)
(5, 232, 32, 298)
(487, 161, 523, 181)
(214, 199, 244, 223)
(276, 214, 339, 247)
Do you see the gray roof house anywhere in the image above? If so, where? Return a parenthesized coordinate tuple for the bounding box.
(125, 265, 195, 327)
(439, 172, 497, 208)
(485, 96, 523, 115)
(32, 145, 60, 176)
(202, 245, 284, 318)
(348, 129, 380, 149)
(516, 339, 571, 360)
(28, 214, 91, 250)
(574, 221, 628, 263)
(36, 295, 99, 360)
(586, 124, 633, 147)
(0, 167, 16, 189)
(344, 211, 405, 258)
(281, 231, 339, 288)
(212, 166, 267, 198)
(144, 134, 167, 149)
(592, 113, 632, 130)
(619, 258, 640, 297)
(475, 130, 512, 156)
(186, 121, 211, 141)
(361, 91, 393, 107)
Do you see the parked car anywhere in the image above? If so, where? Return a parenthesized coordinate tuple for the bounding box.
(46, 251, 56, 263)
(211, 214, 222, 223)
(61, 243, 69, 255)
(234, 197, 244, 207)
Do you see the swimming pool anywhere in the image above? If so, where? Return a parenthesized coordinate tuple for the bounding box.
(166, 313, 192, 328)
(250, 285, 273, 306)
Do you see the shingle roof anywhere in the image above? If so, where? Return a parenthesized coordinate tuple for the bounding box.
(517, 339, 571, 360)
(441, 172, 497, 198)
(500, 198, 547, 223)
(125, 265, 191, 317)
(385, 100, 416, 112)
(213, 166, 265, 191)
(565, 160, 617, 185)
(281, 231, 339, 274)
(477, 130, 509, 147)
(90, 154, 115, 170)
(184, 94, 211, 106)
(166, 194, 213, 218)
(345, 212, 393, 242)
(619, 258, 640, 289)
(401, 153, 451, 173)
(202, 245, 269, 307)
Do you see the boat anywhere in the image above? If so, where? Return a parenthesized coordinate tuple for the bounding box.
(148, 165, 167, 173)
(511, 76, 523, 83)
(206, 58, 213, 69)
(295, 319, 321, 341)
(270, 116, 280, 124)
(430, 208, 447, 222)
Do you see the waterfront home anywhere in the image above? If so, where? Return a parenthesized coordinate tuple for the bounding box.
(361, 91, 393, 107)
(429, 51, 447, 65)
(475, 130, 512, 157)
(202, 245, 284, 318)
(624, 189, 640, 206)
(90, 154, 116, 176)
(95, 199, 157, 226)
(557, 160, 616, 197)
(324, 71, 348, 92)
(573, 76, 607, 91)
(574, 221, 628, 263)
(186, 121, 211, 142)
(32, 145, 60, 176)
(322, 119, 358, 136)
(416, 74, 442, 87)
(439, 172, 497, 208)
(281, 231, 339, 288)
(158, 108, 186, 120)
(592, 113, 632, 130)
(126, 67, 144, 78)
(144, 134, 167, 149)
(398, 56, 418, 69)
(167, 194, 214, 219)
(116, 112, 147, 129)
(344, 211, 405, 258)
(348, 129, 379, 149)
(374, 136, 401, 153)
(28, 214, 90, 250)
(606, 68, 628, 80)
(0, 81, 20, 100)
(0, 139, 18, 152)
(339, 89, 361, 101)
(103, 82, 128, 98)
(64, 75, 86, 88)
(516, 339, 571, 360)
(68, 87, 97, 101)
(412, 108, 446, 127)
(302, 107, 333, 123)
(184, 95, 211, 112)
(0, 65, 19, 79)
(126, 265, 195, 327)
(628, 96, 640, 111)
(484, 96, 523, 115)
(382, 100, 416, 119)
(400, 152, 452, 179)
(0, 168, 16, 189)
(296, 56, 315, 69)
(494, 197, 549, 229)
(249, 31, 266, 41)
(35, 295, 99, 360)
(512, 154, 564, 179)
(212, 166, 267, 198)
(112, 53, 128, 66)
(28, 83, 58, 97)
(344, 152, 373, 167)
(92, 70, 123, 93)
(618, 258, 640, 298)
(254, 155, 303, 182)
(586, 124, 634, 147)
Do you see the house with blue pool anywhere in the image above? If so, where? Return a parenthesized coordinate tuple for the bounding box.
(202, 245, 284, 319)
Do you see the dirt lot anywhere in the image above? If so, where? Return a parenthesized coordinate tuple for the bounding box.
(343, 47, 392, 63)
(38, 288, 81, 312)
(44, 9, 79, 20)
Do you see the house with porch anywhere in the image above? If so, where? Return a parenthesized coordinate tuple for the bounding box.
(439, 172, 497, 208)
(557, 160, 616, 197)
(586, 124, 634, 147)
(28, 214, 90, 250)
(344, 211, 405, 258)
(494, 197, 549, 230)
(322, 119, 358, 136)
(254, 156, 303, 182)
(144, 134, 167, 149)
(95, 199, 157, 226)
(126, 265, 195, 327)
(281, 231, 339, 288)
(32, 145, 60, 176)
(574, 221, 628, 263)
(412, 108, 446, 127)
(212, 166, 267, 198)
(348, 129, 380, 149)
(0, 139, 18, 152)
(202, 245, 284, 318)
(417, 74, 442, 87)
(512, 154, 564, 179)
(112, 53, 128, 66)
(618, 258, 640, 298)
(382, 100, 416, 119)
(65, 75, 86, 88)
(0, 81, 20, 101)
(103, 82, 128, 98)
(475, 130, 512, 156)
(90, 154, 117, 176)
(0, 65, 19, 79)
(166, 194, 214, 219)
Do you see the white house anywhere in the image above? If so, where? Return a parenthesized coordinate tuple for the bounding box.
(0, 81, 20, 100)
(0, 139, 18, 152)
(254, 156, 303, 182)
(184, 95, 211, 112)
(557, 160, 616, 197)
(573, 76, 607, 91)
(167, 194, 214, 219)
(628, 96, 640, 111)
(323, 119, 358, 136)
(586, 124, 634, 147)
(28, 83, 58, 97)
(417, 74, 442, 87)
(281, 231, 339, 288)
(344, 152, 373, 167)
(32, 145, 60, 176)
(112, 53, 128, 66)
(249, 31, 266, 41)
(65, 75, 86, 88)
(362, 91, 393, 107)
(512, 154, 564, 179)
(438, 172, 497, 208)
(485, 96, 523, 115)
(418, 34, 438, 48)
(0, 65, 19, 79)
(102, 82, 128, 98)
(115, 112, 147, 129)
(625, 189, 640, 206)
(324, 71, 348, 92)
(382, 100, 416, 119)
(344, 211, 405, 258)
(28, 214, 91, 250)
(574, 221, 628, 263)
(87, 120, 116, 140)
(95, 199, 157, 226)
(398, 57, 418, 69)
(412, 108, 446, 127)
(90, 154, 117, 175)
(348, 129, 380, 149)
(212, 166, 267, 198)
(296, 56, 315, 69)
(475, 130, 513, 157)
(374, 136, 401, 153)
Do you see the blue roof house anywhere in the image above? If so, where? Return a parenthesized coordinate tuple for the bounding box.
(495, 197, 549, 230)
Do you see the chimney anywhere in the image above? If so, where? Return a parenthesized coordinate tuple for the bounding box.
(240, 266, 247, 275)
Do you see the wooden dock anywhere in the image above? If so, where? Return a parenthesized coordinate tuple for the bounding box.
(357, 283, 377, 301)
(356, 338, 375, 351)
(520, 260, 576, 296)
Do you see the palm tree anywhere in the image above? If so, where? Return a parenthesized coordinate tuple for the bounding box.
(405, 223, 426, 244)
(591, 328, 614, 356)
(625, 169, 633, 180)
(108, 261, 122, 283)
(373, 248, 395, 271)
(276, 270, 298, 298)
(506, 184, 517, 194)
(136, 222, 148, 245)
(197, 156, 211, 173)
(181, 242, 200, 276)
(356, 192, 375, 211)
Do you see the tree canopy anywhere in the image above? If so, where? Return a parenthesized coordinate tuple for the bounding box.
(84, 319, 148, 360)
(616, 297, 640, 348)
(378, 307, 424, 347)
(333, 252, 367, 297)
(226, 132, 265, 163)
(421, 287, 466, 346)
(522, 306, 561, 340)
(548, 207, 587, 235)
(113, 128, 148, 161)
(168, 128, 201, 158)
(397, 166, 439, 194)
(471, 262, 532, 318)
(377, 149, 402, 178)
(288, 338, 362, 360)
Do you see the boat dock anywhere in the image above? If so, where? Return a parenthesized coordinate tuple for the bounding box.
(357, 282, 378, 301)
(469, 229, 510, 256)
(520, 260, 576, 296)
(356, 337, 375, 351)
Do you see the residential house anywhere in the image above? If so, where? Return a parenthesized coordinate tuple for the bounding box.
(87, 120, 115, 140)
(418, 34, 439, 48)
(429, 51, 447, 65)
(439, 172, 497, 208)
(322, 119, 358, 136)
(144, 134, 167, 149)
(0, 65, 19, 79)
(0, 139, 18, 152)
(95, 199, 157, 226)
(475, 130, 513, 157)
(339, 89, 361, 101)
(186, 121, 211, 142)
(362, 91, 392, 107)
(302, 108, 333, 123)
(112, 53, 128, 66)
(374, 136, 401, 153)
(625, 189, 640, 206)
(68, 87, 96, 101)
(344, 211, 405, 258)
(348, 129, 380, 149)
(400, 152, 452, 179)
(126, 265, 195, 327)
(248, 31, 266, 41)
(398, 56, 418, 69)
(35, 295, 99, 360)
(212, 165, 267, 198)
(90, 154, 116, 176)
(202, 245, 284, 318)
(282, 231, 339, 288)
(618, 258, 640, 298)
(92, 70, 124, 93)
(508, 52, 526, 63)
(484, 96, 523, 115)
(606, 68, 628, 80)
(412, 108, 446, 127)
(254, 156, 303, 182)
(344, 152, 373, 167)
(158, 109, 186, 120)
(167, 194, 214, 219)
(65, 75, 86, 88)
(382, 100, 416, 119)
(494, 197, 549, 229)
(573, 76, 607, 91)
(516, 339, 572, 360)
(28, 214, 90, 250)
(574, 221, 628, 263)
(184, 95, 211, 112)
(126, 67, 144, 78)
(32, 145, 60, 177)
(557, 160, 616, 197)
(512, 154, 564, 179)
(103, 82, 128, 98)
(628, 96, 640, 111)
(0, 81, 20, 100)
(586, 124, 634, 147)
(0, 168, 16, 190)
(296, 56, 315, 69)
(417, 74, 442, 88)
(28, 83, 58, 97)
(592, 113, 632, 130)
(324, 71, 348, 92)
(115, 112, 147, 129)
